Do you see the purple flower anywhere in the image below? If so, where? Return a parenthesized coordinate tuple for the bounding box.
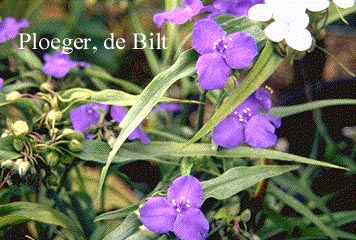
(153, 0, 203, 28)
(212, 88, 281, 148)
(0, 17, 29, 43)
(0, 78, 3, 90)
(139, 176, 209, 240)
(70, 103, 109, 139)
(42, 51, 90, 78)
(110, 106, 150, 144)
(203, 0, 264, 18)
(192, 19, 258, 90)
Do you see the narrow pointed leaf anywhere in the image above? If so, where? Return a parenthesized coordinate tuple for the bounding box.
(202, 165, 298, 200)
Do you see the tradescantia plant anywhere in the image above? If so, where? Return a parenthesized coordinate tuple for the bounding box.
(1, 0, 356, 239)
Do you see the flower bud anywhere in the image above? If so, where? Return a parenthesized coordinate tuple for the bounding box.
(60, 154, 74, 165)
(50, 128, 59, 136)
(1, 159, 14, 169)
(47, 173, 58, 186)
(1, 129, 11, 137)
(18, 161, 31, 177)
(240, 209, 251, 222)
(12, 120, 29, 136)
(43, 103, 51, 112)
(44, 151, 59, 167)
(47, 110, 63, 122)
(68, 139, 83, 153)
(62, 128, 74, 136)
(40, 82, 54, 92)
(13, 138, 24, 152)
(5, 91, 21, 101)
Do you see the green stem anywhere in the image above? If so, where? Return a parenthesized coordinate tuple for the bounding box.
(196, 90, 207, 133)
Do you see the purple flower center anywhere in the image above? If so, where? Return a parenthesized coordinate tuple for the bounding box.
(212, 36, 232, 54)
(234, 107, 252, 123)
(171, 196, 191, 213)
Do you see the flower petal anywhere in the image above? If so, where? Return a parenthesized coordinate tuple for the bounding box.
(0, 78, 3, 90)
(153, 0, 203, 28)
(254, 87, 272, 112)
(192, 19, 226, 55)
(110, 105, 127, 122)
(285, 28, 312, 51)
(139, 197, 176, 233)
(264, 21, 289, 42)
(167, 176, 203, 208)
(212, 115, 244, 148)
(196, 53, 231, 90)
(248, 3, 273, 21)
(245, 114, 278, 148)
(306, 0, 330, 11)
(224, 32, 258, 70)
(173, 208, 209, 240)
(128, 127, 151, 144)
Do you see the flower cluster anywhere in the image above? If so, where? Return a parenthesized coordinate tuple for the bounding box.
(42, 51, 90, 78)
(69, 103, 150, 143)
(212, 87, 281, 148)
(248, 0, 355, 51)
(153, 0, 263, 28)
(0, 17, 29, 43)
(139, 175, 209, 240)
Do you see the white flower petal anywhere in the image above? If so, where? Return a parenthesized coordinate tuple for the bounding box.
(285, 28, 312, 51)
(307, 0, 330, 11)
(288, 12, 310, 29)
(248, 4, 273, 21)
(264, 21, 289, 42)
(333, 0, 355, 8)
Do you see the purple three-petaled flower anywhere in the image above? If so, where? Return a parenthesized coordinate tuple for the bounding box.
(70, 103, 109, 140)
(110, 106, 150, 144)
(203, 0, 264, 18)
(0, 17, 29, 43)
(192, 19, 258, 90)
(153, 0, 203, 28)
(139, 175, 209, 240)
(212, 87, 281, 148)
(0, 77, 3, 90)
(42, 51, 90, 78)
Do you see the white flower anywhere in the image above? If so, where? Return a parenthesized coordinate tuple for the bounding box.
(249, 2, 313, 51)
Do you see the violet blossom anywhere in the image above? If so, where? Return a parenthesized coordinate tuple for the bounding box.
(0, 17, 29, 43)
(153, 0, 203, 28)
(139, 175, 209, 240)
(42, 51, 90, 78)
(203, 0, 264, 18)
(192, 19, 258, 90)
(110, 105, 150, 144)
(70, 103, 109, 140)
(0, 78, 3, 90)
(212, 87, 281, 148)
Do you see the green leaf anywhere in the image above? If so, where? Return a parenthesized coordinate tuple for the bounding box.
(60, 88, 199, 114)
(15, 46, 43, 69)
(103, 213, 157, 240)
(202, 165, 298, 200)
(98, 49, 197, 200)
(95, 204, 139, 222)
(74, 141, 346, 170)
(1, 81, 38, 94)
(0, 202, 72, 229)
(326, 3, 356, 25)
(185, 40, 283, 146)
(270, 99, 356, 118)
(268, 183, 338, 240)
